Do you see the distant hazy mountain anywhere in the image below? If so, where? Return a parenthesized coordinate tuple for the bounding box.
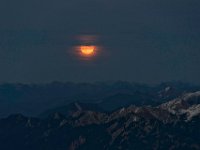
(99, 92, 156, 110)
(0, 91, 200, 150)
(0, 81, 199, 117)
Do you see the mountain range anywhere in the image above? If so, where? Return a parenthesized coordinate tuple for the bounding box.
(0, 90, 200, 150)
(0, 81, 199, 117)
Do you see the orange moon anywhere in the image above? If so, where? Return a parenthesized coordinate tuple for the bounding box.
(80, 46, 95, 56)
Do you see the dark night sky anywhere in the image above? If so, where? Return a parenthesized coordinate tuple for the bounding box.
(0, 0, 200, 84)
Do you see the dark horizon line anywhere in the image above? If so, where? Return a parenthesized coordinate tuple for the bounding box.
(0, 80, 198, 87)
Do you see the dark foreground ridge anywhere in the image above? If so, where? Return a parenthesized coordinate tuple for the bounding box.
(0, 91, 200, 150)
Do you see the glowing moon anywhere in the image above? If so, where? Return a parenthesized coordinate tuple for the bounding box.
(80, 46, 95, 56)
